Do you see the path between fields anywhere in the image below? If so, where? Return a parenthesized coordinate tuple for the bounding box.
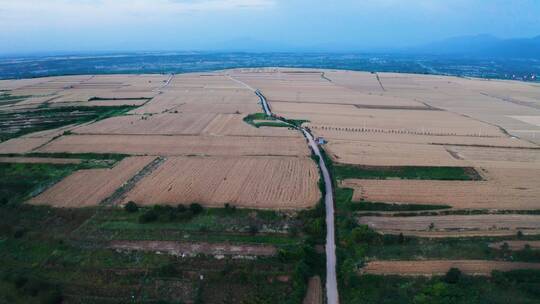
(231, 75, 339, 304)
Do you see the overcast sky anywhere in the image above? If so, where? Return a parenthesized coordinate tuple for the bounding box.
(0, 0, 539, 54)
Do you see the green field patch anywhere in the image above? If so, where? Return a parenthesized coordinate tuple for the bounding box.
(0, 163, 80, 205)
(363, 234, 540, 262)
(342, 271, 540, 304)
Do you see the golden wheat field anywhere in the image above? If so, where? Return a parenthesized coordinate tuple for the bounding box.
(122, 156, 321, 209)
(29, 156, 156, 207)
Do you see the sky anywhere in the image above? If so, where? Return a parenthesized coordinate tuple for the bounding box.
(0, 0, 539, 54)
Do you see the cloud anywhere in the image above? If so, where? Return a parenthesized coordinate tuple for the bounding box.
(0, 0, 275, 33)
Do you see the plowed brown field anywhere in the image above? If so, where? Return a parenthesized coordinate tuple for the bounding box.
(358, 214, 540, 236)
(122, 156, 321, 209)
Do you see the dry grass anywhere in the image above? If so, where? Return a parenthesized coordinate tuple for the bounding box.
(361, 260, 540, 276)
(358, 214, 540, 236)
(110, 240, 277, 257)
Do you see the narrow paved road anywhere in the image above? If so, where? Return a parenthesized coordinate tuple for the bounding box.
(239, 78, 339, 304)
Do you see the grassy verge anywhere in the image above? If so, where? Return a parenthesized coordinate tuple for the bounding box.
(243, 112, 291, 128)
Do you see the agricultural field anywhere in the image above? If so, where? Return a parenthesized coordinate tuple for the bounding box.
(229, 69, 540, 302)
(123, 156, 321, 209)
(1, 69, 540, 303)
(0, 72, 325, 303)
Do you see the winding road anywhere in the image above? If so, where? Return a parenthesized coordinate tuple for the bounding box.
(242, 79, 339, 304)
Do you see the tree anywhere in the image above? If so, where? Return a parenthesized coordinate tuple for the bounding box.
(517, 230, 524, 239)
(351, 225, 377, 243)
(444, 267, 462, 284)
(124, 201, 139, 213)
(248, 224, 259, 235)
(139, 210, 158, 223)
(177, 204, 187, 212)
(398, 232, 405, 244)
(190, 203, 204, 215)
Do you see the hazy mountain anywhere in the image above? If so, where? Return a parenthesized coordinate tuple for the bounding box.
(409, 34, 540, 59)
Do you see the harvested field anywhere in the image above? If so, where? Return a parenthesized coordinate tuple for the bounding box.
(489, 241, 540, 250)
(344, 167, 540, 209)
(74, 113, 218, 135)
(109, 240, 276, 257)
(123, 156, 321, 209)
(0, 157, 81, 164)
(303, 276, 322, 304)
(308, 129, 536, 148)
(294, 110, 505, 137)
(446, 145, 540, 168)
(201, 114, 297, 137)
(361, 260, 540, 276)
(29, 156, 155, 207)
(0, 137, 52, 154)
(326, 140, 462, 166)
(358, 214, 540, 236)
(36, 134, 310, 157)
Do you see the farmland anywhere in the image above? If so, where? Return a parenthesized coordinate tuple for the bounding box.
(228, 68, 540, 302)
(0, 72, 326, 303)
(123, 156, 321, 209)
(1, 69, 540, 303)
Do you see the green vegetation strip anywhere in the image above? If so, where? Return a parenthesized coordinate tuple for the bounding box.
(342, 270, 540, 304)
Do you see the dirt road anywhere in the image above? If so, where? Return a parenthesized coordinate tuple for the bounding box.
(248, 80, 339, 304)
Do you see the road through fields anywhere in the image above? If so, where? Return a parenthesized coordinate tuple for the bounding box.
(238, 76, 339, 304)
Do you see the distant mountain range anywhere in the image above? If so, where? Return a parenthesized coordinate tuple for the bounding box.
(212, 34, 540, 59)
(405, 34, 540, 59)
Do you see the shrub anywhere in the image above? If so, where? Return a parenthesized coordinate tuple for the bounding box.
(139, 210, 158, 223)
(189, 203, 203, 215)
(248, 224, 259, 235)
(39, 289, 63, 304)
(398, 232, 405, 244)
(444, 267, 462, 284)
(158, 263, 178, 276)
(350, 225, 378, 243)
(124, 201, 139, 213)
(13, 227, 26, 239)
(0, 197, 8, 206)
(177, 204, 187, 212)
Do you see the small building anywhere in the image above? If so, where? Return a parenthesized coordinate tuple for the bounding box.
(316, 137, 327, 145)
